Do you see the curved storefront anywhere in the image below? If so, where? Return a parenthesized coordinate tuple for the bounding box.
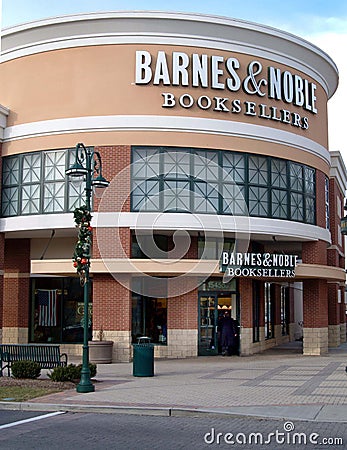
(0, 11, 346, 360)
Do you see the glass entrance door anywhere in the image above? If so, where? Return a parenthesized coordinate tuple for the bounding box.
(198, 294, 218, 355)
(198, 291, 240, 356)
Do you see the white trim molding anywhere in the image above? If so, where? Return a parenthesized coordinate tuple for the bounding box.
(0, 212, 330, 243)
(0, 104, 9, 142)
(330, 151, 347, 196)
(1, 11, 338, 97)
(3, 115, 330, 167)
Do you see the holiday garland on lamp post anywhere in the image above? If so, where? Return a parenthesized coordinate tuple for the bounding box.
(72, 205, 93, 284)
(66, 144, 109, 394)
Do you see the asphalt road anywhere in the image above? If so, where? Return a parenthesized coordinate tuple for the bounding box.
(0, 411, 346, 449)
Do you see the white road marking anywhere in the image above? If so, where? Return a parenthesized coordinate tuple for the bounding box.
(0, 411, 66, 429)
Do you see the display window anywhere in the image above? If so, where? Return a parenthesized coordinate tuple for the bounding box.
(132, 295, 167, 345)
(30, 277, 92, 343)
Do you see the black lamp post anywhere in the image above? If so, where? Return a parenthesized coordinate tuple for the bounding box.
(341, 199, 347, 236)
(66, 143, 109, 393)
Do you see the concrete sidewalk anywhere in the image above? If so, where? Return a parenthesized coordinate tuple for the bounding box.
(1, 343, 347, 422)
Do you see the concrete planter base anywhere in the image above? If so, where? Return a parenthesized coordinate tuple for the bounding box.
(88, 340, 113, 363)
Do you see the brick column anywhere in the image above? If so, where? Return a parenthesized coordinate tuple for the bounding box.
(302, 240, 327, 265)
(167, 278, 198, 358)
(93, 227, 131, 259)
(327, 282, 340, 347)
(288, 283, 296, 341)
(0, 234, 4, 343)
(302, 279, 328, 355)
(92, 273, 131, 362)
(273, 283, 282, 341)
(2, 239, 30, 343)
(302, 240, 328, 355)
(238, 278, 253, 355)
(340, 287, 346, 343)
(0, 141, 3, 343)
(258, 281, 265, 343)
(316, 170, 327, 229)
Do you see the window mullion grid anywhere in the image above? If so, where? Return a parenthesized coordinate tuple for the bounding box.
(138, 178, 148, 212)
(304, 168, 316, 225)
(313, 170, 317, 225)
(272, 159, 287, 220)
(128, 147, 317, 225)
(248, 156, 267, 218)
(42, 151, 53, 214)
(40, 151, 46, 215)
(269, 159, 273, 218)
(65, 149, 70, 213)
(4, 157, 18, 216)
(4, 157, 20, 217)
(289, 163, 305, 223)
(17, 154, 24, 216)
(286, 160, 291, 221)
(218, 150, 223, 215)
(245, 154, 249, 212)
(303, 184, 307, 224)
(288, 162, 293, 220)
(130, 147, 134, 212)
(189, 149, 194, 213)
(270, 159, 276, 219)
(300, 165, 305, 223)
(299, 165, 305, 223)
(159, 148, 164, 212)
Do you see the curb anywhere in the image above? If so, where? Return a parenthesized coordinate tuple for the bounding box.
(0, 401, 171, 416)
(1, 401, 347, 423)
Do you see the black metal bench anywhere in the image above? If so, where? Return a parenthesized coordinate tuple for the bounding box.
(0, 344, 68, 376)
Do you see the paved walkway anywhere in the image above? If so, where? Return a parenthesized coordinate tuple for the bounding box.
(1, 343, 347, 422)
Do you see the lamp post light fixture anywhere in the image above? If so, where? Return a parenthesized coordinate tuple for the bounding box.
(66, 143, 109, 393)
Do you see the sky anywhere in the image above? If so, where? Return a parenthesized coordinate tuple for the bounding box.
(1, 0, 347, 162)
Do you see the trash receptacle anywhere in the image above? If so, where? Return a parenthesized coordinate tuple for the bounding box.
(133, 338, 154, 377)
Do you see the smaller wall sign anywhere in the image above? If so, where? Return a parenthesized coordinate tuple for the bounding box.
(220, 252, 298, 278)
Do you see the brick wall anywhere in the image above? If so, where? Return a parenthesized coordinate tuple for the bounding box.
(184, 236, 198, 259)
(303, 278, 329, 354)
(258, 281, 265, 327)
(303, 279, 328, 328)
(327, 248, 339, 267)
(239, 278, 252, 328)
(328, 282, 340, 326)
(0, 142, 3, 338)
(273, 283, 281, 326)
(289, 284, 295, 324)
(92, 273, 131, 332)
(328, 178, 337, 246)
(340, 298, 346, 325)
(2, 239, 30, 332)
(166, 235, 198, 259)
(316, 170, 327, 229)
(93, 145, 131, 214)
(0, 233, 4, 332)
(94, 227, 131, 259)
(168, 280, 198, 330)
(328, 177, 345, 253)
(302, 240, 327, 265)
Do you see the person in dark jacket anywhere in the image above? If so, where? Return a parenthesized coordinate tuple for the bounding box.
(220, 311, 237, 356)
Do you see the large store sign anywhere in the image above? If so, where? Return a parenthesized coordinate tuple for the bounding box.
(135, 50, 318, 130)
(220, 252, 298, 278)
